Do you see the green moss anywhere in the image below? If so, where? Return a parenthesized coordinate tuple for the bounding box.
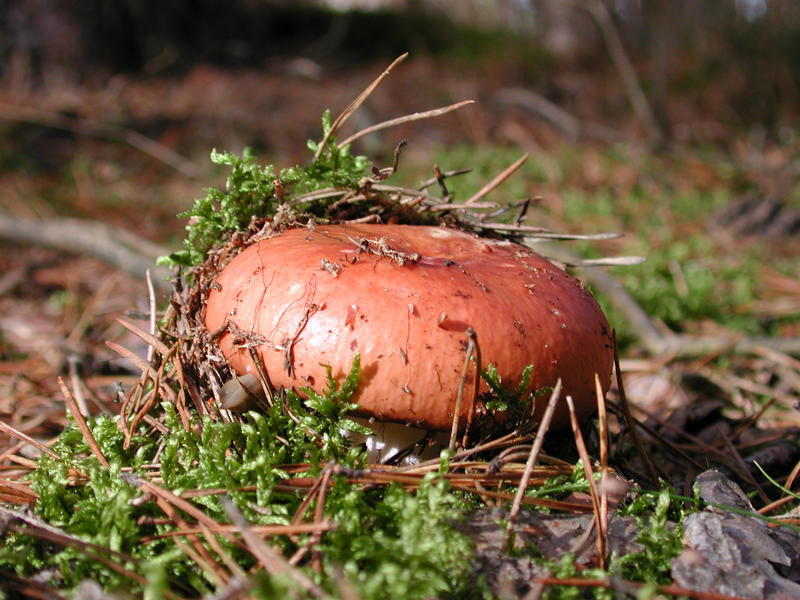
(160, 110, 369, 268)
(611, 489, 685, 585)
(0, 357, 482, 598)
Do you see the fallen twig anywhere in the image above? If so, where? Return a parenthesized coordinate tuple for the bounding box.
(0, 214, 172, 292)
(0, 100, 201, 178)
(504, 380, 562, 550)
(493, 87, 621, 143)
(536, 240, 800, 358)
(338, 100, 475, 149)
(576, 0, 663, 143)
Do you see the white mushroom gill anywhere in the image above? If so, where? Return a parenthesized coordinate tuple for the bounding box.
(346, 418, 449, 465)
(220, 375, 448, 465)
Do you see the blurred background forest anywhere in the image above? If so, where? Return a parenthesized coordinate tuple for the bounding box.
(1, 0, 799, 441)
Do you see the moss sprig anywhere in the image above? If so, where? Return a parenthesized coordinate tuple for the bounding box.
(160, 110, 369, 268)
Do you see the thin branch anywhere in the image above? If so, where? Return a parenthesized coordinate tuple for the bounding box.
(504, 380, 562, 550)
(338, 100, 475, 148)
(578, 0, 663, 143)
(494, 87, 580, 140)
(494, 87, 623, 143)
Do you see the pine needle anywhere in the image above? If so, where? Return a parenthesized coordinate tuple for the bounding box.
(58, 376, 109, 469)
(504, 379, 562, 550)
(465, 153, 528, 205)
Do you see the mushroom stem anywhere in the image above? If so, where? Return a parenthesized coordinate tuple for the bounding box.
(220, 374, 266, 411)
(347, 418, 448, 465)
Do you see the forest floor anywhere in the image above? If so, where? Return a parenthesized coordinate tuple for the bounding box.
(1, 48, 800, 598)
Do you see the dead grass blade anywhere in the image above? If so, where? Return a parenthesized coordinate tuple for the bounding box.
(310, 463, 335, 571)
(110, 338, 185, 444)
(314, 53, 408, 161)
(449, 329, 476, 450)
(451, 484, 593, 512)
(566, 394, 605, 569)
(124, 474, 238, 585)
(117, 316, 171, 357)
(559, 255, 646, 267)
(106, 339, 158, 378)
(0, 454, 39, 470)
(721, 435, 770, 505)
(290, 462, 335, 527)
(785, 459, 800, 495)
(620, 403, 717, 471)
(462, 328, 482, 447)
(145, 268, 157, 363)
(595, 374, 610, 550)
(66, 356, 91, 417)
(522, 230, 623, 240)
(140, 521, 335, 544)
(465, 153, 528, 206)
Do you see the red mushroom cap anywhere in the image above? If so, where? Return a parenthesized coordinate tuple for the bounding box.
(205, 224, 613, 430)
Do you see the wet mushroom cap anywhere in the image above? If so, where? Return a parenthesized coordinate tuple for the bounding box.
(205, 224, 614, 430)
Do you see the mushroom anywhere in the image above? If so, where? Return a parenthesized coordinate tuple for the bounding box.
(206, 223, 613, 459)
